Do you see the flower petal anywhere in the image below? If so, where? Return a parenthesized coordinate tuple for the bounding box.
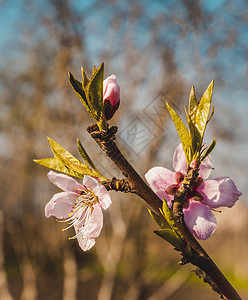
(145, 166, 176, 192)
(74, 204, 103, 251)
(75, 204, 103, 251)
(199, 177, 242, 208)
(45, 191, 78, 218)
(87, 204, 104, 238)
(184, 201, 217, 240)
(173, 144, 187, 173)
(83, 175, 99, 190)
(47, 171, 83, 193)
(156, 190, 174, 208)
(199, 155, 213, 179)
(76, 204, 103, 239)
(77, 236, 96, 251)
(83, 176, 112, 210)
(103, 75, 120, 107)
(96, 185, 112, 210)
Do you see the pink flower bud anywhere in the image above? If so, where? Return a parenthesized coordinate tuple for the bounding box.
(103, 75, 120, 120)
(175, 171, 184, 183)
(165, 184, 179, 195)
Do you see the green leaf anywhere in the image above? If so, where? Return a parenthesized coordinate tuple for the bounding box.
(185, 108, 201, 158)
(81, 67, 89, 88)
(188, 86, 198, 122)
(160, 200, 183, 238)
(86, 62, 105, 122)
(201, 138, 216, 162)
(68, 72, 91, 113)
(77, 138, 98, 172)
(48, 137, 81, 165)
(33, 158, 84, 179)
(166, 103, 191, 164)
(206, 104, 215, 125)
(47, 137, 100, 178)
(154, 229, 186, 252)
(148, 209, 170, 229)
(195, 80, 214, 139)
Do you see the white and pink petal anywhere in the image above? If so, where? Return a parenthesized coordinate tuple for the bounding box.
(47, 171, 83, 193)
(83, 175, 112, 210)
(74, 204, 103, 251)
(198, 155, 213, 179)
(145, 166, 176, 192)
(173, 144, 187, 173)
(97, 186, 112, 210)
(199, 177, 242, 208)
(77, 236, 96, 251)
(45, 191, 78, 218)
(103, 75, 120, 106)
(156, 190, 174, 208)
(86, 204, 104, 238)
(83, 175, 99, 191)
(184, 201, 217, 240)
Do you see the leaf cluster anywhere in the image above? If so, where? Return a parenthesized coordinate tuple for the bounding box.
(69, 63, 108, 130)
(166, 81, 216, 166)
(148, 200, 191, 255)
(34, 137, 104, 180)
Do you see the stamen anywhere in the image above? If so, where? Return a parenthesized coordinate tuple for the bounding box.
(210, 208, 222, 213)
(60, 188, 99, 240)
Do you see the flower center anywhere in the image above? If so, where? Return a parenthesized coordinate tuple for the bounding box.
(60, 188, 99, 240)
(165, 173, 204, 204)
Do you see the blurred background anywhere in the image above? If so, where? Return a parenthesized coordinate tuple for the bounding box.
(1, 0, 248, 299)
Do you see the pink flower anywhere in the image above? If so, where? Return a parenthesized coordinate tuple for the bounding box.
(145, 144, 242, 240)
(103, 75, 120, 120)
(45, 171, 112, 251)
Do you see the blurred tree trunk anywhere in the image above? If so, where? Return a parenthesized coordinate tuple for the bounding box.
(0, 212, 13, 300)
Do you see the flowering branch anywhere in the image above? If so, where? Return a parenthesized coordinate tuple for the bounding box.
(34, 63, 243, 300)
(87, 123, 242, 300)
(87, 124, 163, 212)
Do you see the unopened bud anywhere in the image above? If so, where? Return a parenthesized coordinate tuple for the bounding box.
(103, 75, 120, 120)
(165, 184, 179, 195)
(175, 171, 184, 183)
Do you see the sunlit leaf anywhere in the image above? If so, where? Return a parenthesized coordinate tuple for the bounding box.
(160, 200, 183, 238)
(188, 86, 198, 122)
(206, 104, 215, 124)
(166, 103, 191, 164)
(185, 108, 201, 158)
(47, 137, 100, 178)
(148, 209, 170, 229)
(68, 72, 91, 113)
(77, 138, 99, 172)
(195, 80, 214, 139)
(33, 158, 84, 179)
(86, 62, 105, 122)
(154, 229, 186, 252)
(81, 66, 89, 88)
(48, 137, 82, 165)
(159, 200, 192, 255)
(201, 138, 216, 162)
